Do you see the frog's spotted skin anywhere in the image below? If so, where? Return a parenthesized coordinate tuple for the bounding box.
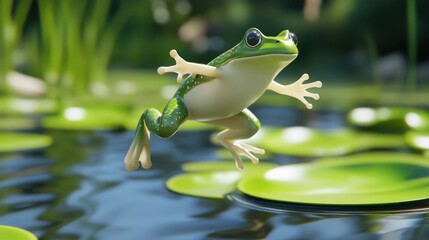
(175, 74, 212, 99)
(124, 27, 322, 171)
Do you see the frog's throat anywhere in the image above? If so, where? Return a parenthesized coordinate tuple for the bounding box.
(224, 53, 298, 78)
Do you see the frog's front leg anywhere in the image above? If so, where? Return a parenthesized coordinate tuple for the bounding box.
(157, 49, 221, 83)
(124, 96, 188, 171)
(207, 109, 265, 170)
(268, 73, 322, 109)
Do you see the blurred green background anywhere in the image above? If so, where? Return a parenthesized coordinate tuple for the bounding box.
(1, 2, 429, 238)
(0, 0, 428, 118)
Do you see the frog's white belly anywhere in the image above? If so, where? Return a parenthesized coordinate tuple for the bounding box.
(183, 54, 296, 121)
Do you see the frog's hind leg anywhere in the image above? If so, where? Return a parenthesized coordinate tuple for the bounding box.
(207, 109, 265, 169)
(124, 97, 188, 171)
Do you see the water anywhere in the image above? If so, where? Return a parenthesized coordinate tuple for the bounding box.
(1, 107, 429, 240)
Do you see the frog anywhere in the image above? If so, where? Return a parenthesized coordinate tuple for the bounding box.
(124, 27, 322, 170)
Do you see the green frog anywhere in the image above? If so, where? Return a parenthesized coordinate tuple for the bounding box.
(124, 28, 322, 170)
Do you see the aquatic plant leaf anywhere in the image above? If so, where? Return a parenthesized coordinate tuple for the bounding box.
(247, 127, 405, 157)
(166, 161, 277, 199)
(0, 97, 57, 114)
(0, 225, 37, 240)
(0, 117, 37, 130)
(405, 130, 429, 151)
(0, 132, 53, 152)
(238, 152, 429, 205)
(43, 106, 127, 130)
(348, 107, 429, 132)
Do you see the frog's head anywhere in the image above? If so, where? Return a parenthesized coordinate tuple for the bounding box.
(211, 28, 299, 67)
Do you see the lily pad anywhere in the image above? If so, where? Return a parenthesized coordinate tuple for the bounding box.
(405, 130, 429, 151)
(0, 132, 53, 152)
(43, 106, 128, 130)
(166, 161, 277, 199)
(238, 152, 429, 205)
(0, 117, 37, 130)
(0, 97, 57, 114)
(0, 225, 37, 240)
(247, 127, 405, 157)
(348, 107, 429, 132)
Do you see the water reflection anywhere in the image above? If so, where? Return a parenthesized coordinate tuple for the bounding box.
(1, 109, 429, 239)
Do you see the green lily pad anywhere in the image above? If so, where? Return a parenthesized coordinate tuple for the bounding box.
(238, 152, 429, 205)
(247, 127, 405, 157)
(405, 130, 429, 151)
(43, 106, 127, 130)
(166, 161, 277, 199)
(0, 225, 37, 240)
(0, 132, 53, 152)
(348, 107, 429, 132)
(0, 117, 37, 130)
(0, 97, 57, 114)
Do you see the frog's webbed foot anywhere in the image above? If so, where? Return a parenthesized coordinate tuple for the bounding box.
(124, 119, 152, 171)
(228, 141, 265, 169)
(157, 50, 189, 83)
(208, 109, 264, 170)
(157, 49, 219, 83)
(268, 73, 322, 109)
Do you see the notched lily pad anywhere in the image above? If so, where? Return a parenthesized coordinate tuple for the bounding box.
(166, 161, 277, 199)
(238, 152, 429, 205)
(246, 127, 405, 157)
(0, 132, 53, 152)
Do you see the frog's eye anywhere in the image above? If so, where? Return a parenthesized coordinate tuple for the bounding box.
(289, 32, 298, 46)
(245, 28, 262, 48)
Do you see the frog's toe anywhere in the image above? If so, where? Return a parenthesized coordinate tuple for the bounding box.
(306, 92, 319, 100)
(232, 141, 264, 166)
(157, 67, 166, 75)
(124, 140, 141, 171)
(169, 49, 178, 58)
(139, 145, 152, 169)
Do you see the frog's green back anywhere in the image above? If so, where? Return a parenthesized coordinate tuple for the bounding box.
(207, 43, 241, 67)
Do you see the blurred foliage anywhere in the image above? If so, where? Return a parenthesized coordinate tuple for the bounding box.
(3, 0, 429, 96)
(103, 0, 428, 84)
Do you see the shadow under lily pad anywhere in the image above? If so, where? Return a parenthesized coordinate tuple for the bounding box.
(237, 152, 429, 205)
(166, 161, 278, 199)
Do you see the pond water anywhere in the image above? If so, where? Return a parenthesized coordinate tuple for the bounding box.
(1, 107, 429, 240)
